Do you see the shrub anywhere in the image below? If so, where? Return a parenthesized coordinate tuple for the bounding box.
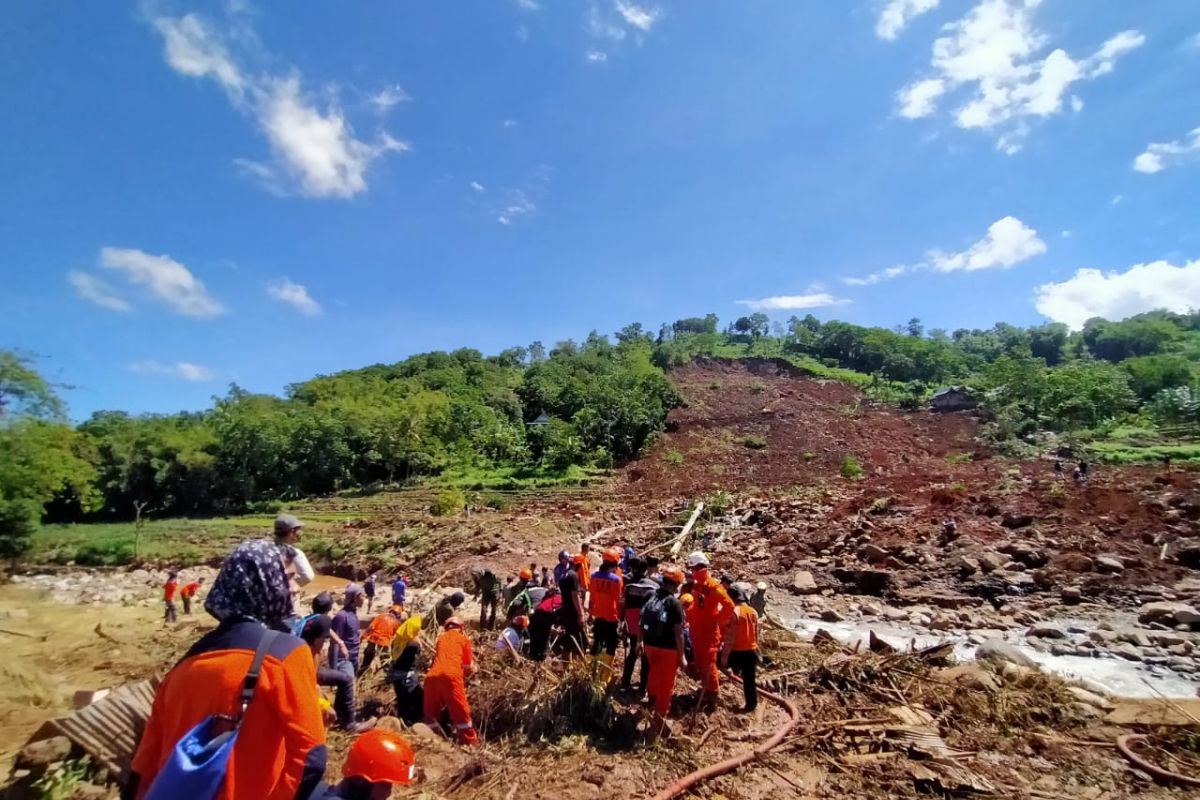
(750, 382, 768, 394)
(868, 496, 892, 514)
(432, 489, 467, 517)
(246, 500, 283, 515)
(802, 452, 817, 461)
(664, 449, 685, 466)
(482, 493, 512, 511)
(741, 435, 768, 450)
(840, 455, 864, 480)
(74, 541, 134, 566)
(945, 452, 973, 464)
(703, 490, 734, 518)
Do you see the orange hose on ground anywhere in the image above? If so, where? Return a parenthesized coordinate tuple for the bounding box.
(1115, 734, 1200, 788)
(648, 677, 801, 800)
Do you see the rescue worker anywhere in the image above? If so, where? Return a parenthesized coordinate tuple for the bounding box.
(556, 555, 588, 656)
(391, 577, 408, 608)
(469, 566, 502, 629)
(162, 571, 179, 624)
(720, 586, 760, 713)
(578, 544, 595, 594)
(620, 558, 657, 695)
(433, 591, 466, 628)
(639, 566, 687, 738)
(553, 550, 572, 587)
(528, 588, 561, 661)
(307, 728, 416, 800)
(363, 575, 376, 615)
(128, 539, 326, 800)
(749, 581, 768, 617)
(679, 593, 696, 664)
(589, 548, 625, 669)
(505, 568, 535, 623)
(423, 617, 479, 745)
(360, 602, 405, 674)
(496, 615, 529, 659)
(179, 577, 204, 615)
(388, 615, 424, 726)
(331, 584, 365, 675)
(684, 551, 735, 712)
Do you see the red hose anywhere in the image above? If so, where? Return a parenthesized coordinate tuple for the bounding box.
(1116, 734, 1200, 788)
(649, 681, 801, 800)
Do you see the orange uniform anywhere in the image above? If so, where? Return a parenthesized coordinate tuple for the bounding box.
(423, 628, 478, 745)
(180, 582, 200, 599)
(645, 646, 681, 716)
(732, 604, 759, 652)
(163, 580, 178, 602)
(689, 573, 735, 693)
(364, 607, 404, 646)
(131, 622, 326, 800)
(588, 571, 624, 623)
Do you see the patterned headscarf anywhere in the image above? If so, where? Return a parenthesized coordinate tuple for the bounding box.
(204, 539, 292, 628)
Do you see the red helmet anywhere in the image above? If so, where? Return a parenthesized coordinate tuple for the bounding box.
(661, 567, 685, 586)
(513, 615, 529, 629)
(519, 568, 533, 581)
(444, 616, 465, 631)
(342, 729, 416, 785)
(602, 546, 622, 564)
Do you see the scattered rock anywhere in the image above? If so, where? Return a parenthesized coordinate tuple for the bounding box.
(1061, 587, 1082, 605)
(857, 544, 889, 564)
(1111, 643, 1143, 661)
(1095, 556, 1124, 575)
(1027, 624, 1067, 640)
(1177, 543, 1200, 569)
(15, 737, 72, 773)
(819, 608, 844, 623)
(978, 553, 1006, 573)
(956, 557, 980, 577)
(976, 639, 1037, 667)
(1138, 601, 1200, 627)
(791, 570, 819, 595)
(1001, 512, 1034, 529)
(1059, 554, 1094, 573)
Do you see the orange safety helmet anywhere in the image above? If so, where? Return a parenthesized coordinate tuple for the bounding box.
(661, 567, 685, 586)
(342, 729, 416, 785)
(512, 614, 529, 629)
(602, 546, 622, 564)
(680, 593, 695, 608)
(518, 568, 533, 581)
(444, 616, 465, 631)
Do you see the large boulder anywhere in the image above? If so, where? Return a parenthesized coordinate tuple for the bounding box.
(1027, 624, 1068, 640)
(1059, 553, 1094, 573)
(791, 570, 819, 595)
(1138, 601, 1200, 627)
(1001, 512, 1035, 529)
(976, 639, 1038, 667)
(857, 544, 889, 564)
(15, 736, 72, 774)
(1095, 556, 1125, 575)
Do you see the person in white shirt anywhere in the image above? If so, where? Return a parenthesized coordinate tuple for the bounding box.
(495, 615, 529, 659)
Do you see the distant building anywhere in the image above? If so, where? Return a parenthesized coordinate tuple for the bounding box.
(528, 412, 552, 427)
(930, 386, 976, 412)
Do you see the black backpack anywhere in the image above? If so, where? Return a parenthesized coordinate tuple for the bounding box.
(624, 579, 656, 612)
(639, 595, 672, 641)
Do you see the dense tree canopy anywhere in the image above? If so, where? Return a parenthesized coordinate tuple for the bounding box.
(1, 307, 1196, 532)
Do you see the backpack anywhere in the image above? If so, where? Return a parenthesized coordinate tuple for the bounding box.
(639, 595, 672, 642)
(507, 589, 532, 619)
(624, 579, 656, 611)
(143, 630, 280, 800)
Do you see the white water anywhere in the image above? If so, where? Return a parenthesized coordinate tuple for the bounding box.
(780, 614, 1199, 699)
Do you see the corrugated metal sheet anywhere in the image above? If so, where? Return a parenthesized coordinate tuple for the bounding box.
(49, 679, 157, 782)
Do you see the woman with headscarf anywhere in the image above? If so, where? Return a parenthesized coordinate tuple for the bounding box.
(388, 615, 425, 725)
(127, 539, 327, 800)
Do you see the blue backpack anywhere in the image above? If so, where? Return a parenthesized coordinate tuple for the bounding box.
(143, 630, 280, 800)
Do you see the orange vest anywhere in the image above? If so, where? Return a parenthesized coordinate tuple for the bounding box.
(588, 571, 624, 622)
(428, 628, 474, 679)
(692, 575, 735, 634)
(364, 607, 404, 646)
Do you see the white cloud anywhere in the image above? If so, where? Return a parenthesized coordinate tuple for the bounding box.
(586, 50, 609, 64)
(470, 181, 485, 192)
(129, 360, 216, 382)
(877, 0, 939, 41)
(100, 247, 225, 317)
(369, 84, 409, 114)
(736, 293, 850, 311)
(1110, 193, 1124, 206)
(151, 14, 406, 199)
(266, 278, 322, 316)
(502, 119, 518, 128)
(1070, 95, 1084, 113)
(517, 0, 539, 9)
(842, 265, 910, 287)
(615, 1, 659, 32)
(68, 271, 132, 312)
(497, 191, 536, 225)
(896, 0, 1143, 152)
(930, 216, 1046, 272)
(1133, 126, 1200, 174)
(1060, 229, 1072, 238)
(153, 15, 245, 100)
(1034, 259, 1200, 329)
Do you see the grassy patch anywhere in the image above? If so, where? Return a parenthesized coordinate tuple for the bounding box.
(1087, 442, 1200, 464)
(741, 435, 768, 450)
(945, 452, 973, 464)
(840, 455, 865, 480)
(431, 488, 467, 517)
(664, 449, 685, 466)
(427, 463, 606, 490)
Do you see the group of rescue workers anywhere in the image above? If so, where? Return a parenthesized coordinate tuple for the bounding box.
(135, 513, 765, 799)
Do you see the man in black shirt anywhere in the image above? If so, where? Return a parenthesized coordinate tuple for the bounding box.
(620, 558, 657, 695)
(641, 567, 687, 738)
(556, 555, 588, 656)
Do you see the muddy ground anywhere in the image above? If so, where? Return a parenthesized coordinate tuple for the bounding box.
(4, 360, 1200, 798)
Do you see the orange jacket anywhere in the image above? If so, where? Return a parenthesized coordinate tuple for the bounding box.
(131, 622, 326, 800)
(588, 571, 624, 622)
(428, 628, 474, 680)
(691, 575, 735, 637)
(363, 607, 404, 646)
(163, 581, 178, 602)
(180, 582, 200, 599)
(732, 604, 759, 651)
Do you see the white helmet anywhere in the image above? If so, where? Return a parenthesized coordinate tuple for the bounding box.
(685, 551, 710, 569)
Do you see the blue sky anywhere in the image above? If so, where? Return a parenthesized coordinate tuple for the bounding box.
(2, 0, 1199, 419)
